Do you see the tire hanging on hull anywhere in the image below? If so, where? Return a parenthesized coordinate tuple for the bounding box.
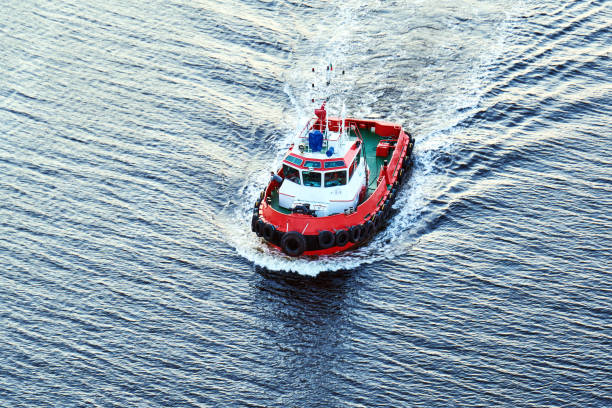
(349, 225, 363, 243)
(256, 219, 265, 237)
(335, 229, 349, 247)
(281, 232, 306, 257)
(318, 230, 335, 249)
(374, 210, 384, 230)
(262, 223, 276, 241)
(364, 221, 375, 240)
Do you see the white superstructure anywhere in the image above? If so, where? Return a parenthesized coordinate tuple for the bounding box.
(277, 123, 367, 217)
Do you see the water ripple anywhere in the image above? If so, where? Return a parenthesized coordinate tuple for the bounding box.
(1, 0, 611, 406)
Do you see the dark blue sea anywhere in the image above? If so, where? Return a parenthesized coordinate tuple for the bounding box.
(1, 0, 610, 406)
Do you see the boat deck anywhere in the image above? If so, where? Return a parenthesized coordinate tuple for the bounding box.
(270, 189, 291, 214)
(269, 127, 392, 214)
(358, 127, 389, 195)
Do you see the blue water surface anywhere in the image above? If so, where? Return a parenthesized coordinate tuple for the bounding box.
(1, 0, 610, 406)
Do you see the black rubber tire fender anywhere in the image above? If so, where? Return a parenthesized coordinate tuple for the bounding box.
(389, 188, 397, 204)
(251, 215, 259, 233)
(262, 223, 276, 241)
(364, 221, 375, 240)
(335, 229, 349, 247)
(348, 225, 363, 243)
(402, 156, 411, 170)
(383, 202, 392, 220)
(374, 210, 384, 230)
(318, 230, 335, 249)
(256, 219, 265, 237)
(281, 231, 306, 257)
(401, 166, 409, 183)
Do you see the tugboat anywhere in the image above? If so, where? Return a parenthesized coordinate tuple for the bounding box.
(252, 102, 414, 257)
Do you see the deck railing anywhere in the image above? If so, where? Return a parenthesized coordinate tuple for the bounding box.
(297, 117, 347, 153)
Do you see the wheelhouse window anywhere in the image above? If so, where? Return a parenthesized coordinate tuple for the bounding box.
(324, 160, 345, 169)
(283, 164, 301, 184)
(324, 170, 347, 187)
(302, 171, 321, 187)
(303, 160, 322, 169)
(285, 155, 303, 166)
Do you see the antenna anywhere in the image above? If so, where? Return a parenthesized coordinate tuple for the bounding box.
(310, 64, 343, 110)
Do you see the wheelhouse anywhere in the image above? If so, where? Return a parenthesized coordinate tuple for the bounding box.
(279, 146, 362, 189)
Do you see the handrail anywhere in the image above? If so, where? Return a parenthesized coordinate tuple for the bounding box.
(348, 122, 368, 189)
(297, 118, 315, 139)
(297, 117, 342, 153)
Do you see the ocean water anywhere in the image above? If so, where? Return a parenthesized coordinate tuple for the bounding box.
(1, 0, 610, 406)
